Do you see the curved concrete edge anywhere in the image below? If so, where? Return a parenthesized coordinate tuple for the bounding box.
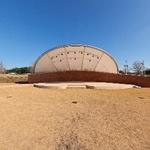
(86, 83, 140, 89)
(33, 83, 67, 89)
(33, 82, 141, 90)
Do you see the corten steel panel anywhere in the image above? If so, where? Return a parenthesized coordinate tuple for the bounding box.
(33, 44, 119, 74)
(28, 71, 150, 87)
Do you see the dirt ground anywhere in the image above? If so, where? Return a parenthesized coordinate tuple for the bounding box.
(0, 74, 28, 83)
(0, 84, 149, 150)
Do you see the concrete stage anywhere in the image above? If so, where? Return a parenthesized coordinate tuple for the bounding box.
(33, 82, 140, 90)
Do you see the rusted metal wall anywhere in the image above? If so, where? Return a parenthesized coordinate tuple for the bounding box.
(28, 71, 150, 87)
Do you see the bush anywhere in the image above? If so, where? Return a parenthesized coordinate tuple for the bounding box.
(145, 69, 150, 75)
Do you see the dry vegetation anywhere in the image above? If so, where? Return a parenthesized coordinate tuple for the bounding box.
(0, 74, 28, 83)
(0, 84, 149, 150)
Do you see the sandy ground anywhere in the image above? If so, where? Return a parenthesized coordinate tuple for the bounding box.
(0, 84, 149, 150)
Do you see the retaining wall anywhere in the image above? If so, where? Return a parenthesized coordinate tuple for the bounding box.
(28, 71, 150, 87)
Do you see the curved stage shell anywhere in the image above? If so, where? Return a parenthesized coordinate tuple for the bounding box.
(32, 44, 118, 74)
(28, 44, 150, 87)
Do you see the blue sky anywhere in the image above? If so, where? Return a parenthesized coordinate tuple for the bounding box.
(0, 0, 150, 69)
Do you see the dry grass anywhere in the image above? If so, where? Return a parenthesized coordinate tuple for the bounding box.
(0, 74, 28, 83)
(0, 84, 149, 150)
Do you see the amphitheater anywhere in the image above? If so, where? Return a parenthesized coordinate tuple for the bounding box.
(29, 44, 150, 88)
(0, 45, 150, 150)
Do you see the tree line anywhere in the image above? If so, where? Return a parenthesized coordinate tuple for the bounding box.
(121, 60, 150, 75)
(6, 67, 31, 74)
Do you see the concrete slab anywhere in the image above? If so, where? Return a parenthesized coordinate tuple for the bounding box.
(33, 82, 140, 90)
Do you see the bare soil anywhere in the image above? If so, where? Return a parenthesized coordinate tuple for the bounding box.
(0, 84, 149, 150)
(0, 74, 28, 83)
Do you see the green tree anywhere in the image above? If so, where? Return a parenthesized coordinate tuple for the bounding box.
(7, 67, 31, 74)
